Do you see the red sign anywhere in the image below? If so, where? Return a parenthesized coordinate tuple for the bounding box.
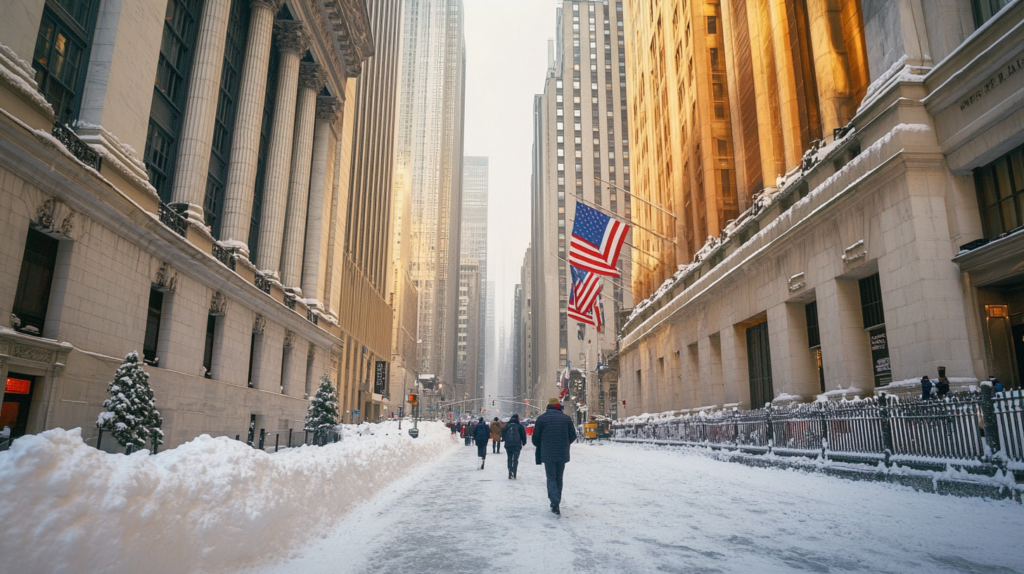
(621, 400, 626, 406)
(5, 377, 31, 395)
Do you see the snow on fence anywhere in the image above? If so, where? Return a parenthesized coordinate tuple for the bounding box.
(613, 387, 1024, 469)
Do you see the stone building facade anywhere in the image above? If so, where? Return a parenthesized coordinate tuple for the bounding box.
(0, 0, 396, 448)
(618, 0, 1024, 417)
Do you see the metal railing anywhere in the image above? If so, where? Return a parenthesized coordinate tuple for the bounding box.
(212, 244, 235, 270)
(158, 202, 188, 236)
(612, 387, 1022, 469)
(306, 308, 318, 325)
(284, 295, 296, 310)
(90, 426, 341, 455)
(52, 122, 101, 170)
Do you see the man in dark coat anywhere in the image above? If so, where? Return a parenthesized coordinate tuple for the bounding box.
(472, 417, 491, 469)
(531, 399, 577, 514)
(501, 413, 527, 479)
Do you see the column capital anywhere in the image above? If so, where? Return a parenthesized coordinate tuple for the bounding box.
(315, 95, 342, 126)
(298, 61, 326, 92)
(274, 20, 308, 55)
(250, 0, 284, 11)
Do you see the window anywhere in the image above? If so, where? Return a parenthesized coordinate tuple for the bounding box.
(203, 315, 216, 378)
(280, 345, 291, 394)
(32, 0, 99, 124)
(12, 229, 60, 336)
(710, 48, 719, 70)
(859, 274, 891, 386)
(721, 169, 731, 197)
(248, 332, 262, 388)
(805, 302, 821, 348)
(974, 143, 1024, 238)
(972, 0, 1012, 27)
(145, 0, 201, 201)
(143, 288, 164, 366)
(707, 16, 717, 34)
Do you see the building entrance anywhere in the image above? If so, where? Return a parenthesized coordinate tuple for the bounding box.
(1, 373, 37, 438)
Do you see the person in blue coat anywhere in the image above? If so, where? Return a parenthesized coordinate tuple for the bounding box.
(472, 417, 491, 469)
(531, 399, 577, 515)
(501, 413, 527, 480)
(920, 375, 932, 400)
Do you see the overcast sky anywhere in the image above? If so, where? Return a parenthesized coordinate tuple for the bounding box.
(463, 0, 554, 382)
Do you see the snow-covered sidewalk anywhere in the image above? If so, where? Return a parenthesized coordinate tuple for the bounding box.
(0, 421, 457, 574)
(238, 441, 1024, 574)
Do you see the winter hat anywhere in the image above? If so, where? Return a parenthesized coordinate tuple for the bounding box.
(478, 417, 484, 423)
(510, 414, 520, 423)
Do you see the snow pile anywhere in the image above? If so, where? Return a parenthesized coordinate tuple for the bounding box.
(0, 421, 456, 574)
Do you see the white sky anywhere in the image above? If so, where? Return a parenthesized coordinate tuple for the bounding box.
(463, 0, 554, 384)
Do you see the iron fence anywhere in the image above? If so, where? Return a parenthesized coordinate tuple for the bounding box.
(88, 426, 342, 455)
(612, 386, 1023, 469)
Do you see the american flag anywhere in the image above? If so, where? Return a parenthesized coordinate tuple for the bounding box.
(568, 278, 596, 326)
(570, 265, 600, 316)
(594, 291, 603, 333)
(570, 202, 630, 277)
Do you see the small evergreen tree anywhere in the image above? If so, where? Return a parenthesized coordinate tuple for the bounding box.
(97, 351, 164, 451)
(305, 375, 339, 444)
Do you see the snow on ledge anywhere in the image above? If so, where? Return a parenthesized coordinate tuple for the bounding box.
(0, 422, 457, 573)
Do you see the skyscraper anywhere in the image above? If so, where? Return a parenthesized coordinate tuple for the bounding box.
(396, 0, 467, 388)
(529, 1, 633, 411)
(461, 157, 488, 397)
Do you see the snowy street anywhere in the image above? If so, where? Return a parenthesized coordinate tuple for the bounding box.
(238, 439, 1024, 574)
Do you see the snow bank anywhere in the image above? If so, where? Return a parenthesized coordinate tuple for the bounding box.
(0, 421, 456, 574)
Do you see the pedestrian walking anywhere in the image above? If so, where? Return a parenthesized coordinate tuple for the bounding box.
(531, 398, 577, 515)
(473, 417, 491, 469)
(920, 375, 932, 400)
(490, 417, 503, 454)
(501, 413, 527, 479)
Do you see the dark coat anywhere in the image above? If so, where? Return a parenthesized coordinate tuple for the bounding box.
(921, 377, 932, 400)
(531, 405, 577, 464)
(502, 420, 527, 451)
(472, 421, 491, 444)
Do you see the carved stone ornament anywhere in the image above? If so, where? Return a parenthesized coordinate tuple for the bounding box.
(253, 314, 267, 334)
(12, 344, 52, 363)
(842, 240, 867, 263)
(787, 272, 806, 292)
(250, 0, 285, 12)
(283, 330, 295, 349)
(308, 342, 317, 358)
(210, 292, 229, 316)
(155, 262, 178, 293)
(298, 62, 326, 91)
(36, 198, 77, 238)
(316, 96, 342, 127)
(274, 20, 308, 55)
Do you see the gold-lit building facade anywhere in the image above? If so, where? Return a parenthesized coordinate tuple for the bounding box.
(625, 0, 869, 300)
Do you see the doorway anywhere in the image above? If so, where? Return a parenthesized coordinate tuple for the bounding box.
(1, 373, 37, 438)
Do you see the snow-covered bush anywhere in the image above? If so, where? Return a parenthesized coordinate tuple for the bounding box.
(305, 375, 339, 442)
(97, 352, 164, 451)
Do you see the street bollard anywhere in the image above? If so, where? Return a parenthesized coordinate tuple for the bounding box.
(125, 444, 134, 455)
(96, 427, 104, 451)
(235, 434, 240, 441)
(275, 434, 279, 452)
(153, 437, 159, 455)
(304, 430, 309, 445)
(288, 428, 293, 448)
(258, 429, 265, 450)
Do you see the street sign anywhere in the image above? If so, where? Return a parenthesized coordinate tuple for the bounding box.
(408, 428, 419, 438)
(353, 409, 361, 415)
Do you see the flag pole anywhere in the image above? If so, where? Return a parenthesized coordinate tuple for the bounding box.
(571, 195, 676, 245)
(594, 177, 677, 219)
(552, 251, 637, 295)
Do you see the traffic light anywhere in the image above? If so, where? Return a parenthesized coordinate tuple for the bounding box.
(408, 393, 418, 406)
(492, 400, 495, 406)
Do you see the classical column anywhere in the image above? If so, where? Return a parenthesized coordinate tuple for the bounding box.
(169, 0, 233, 224)
(301, 95, 342, 301)
(279, 62, 324, 291)
(255, 20, 307, 277)
(219, 0, 283, 257)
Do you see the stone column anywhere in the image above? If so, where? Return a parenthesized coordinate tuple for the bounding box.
(255, 21, 307, 277)
(169, 0, 233, 224)
(301, 96, 342, 301)
(805, 0, 853, 136)
(219, 0, 283, 257)
(817, 278, 873, 392)
(279, 62, 325, 291)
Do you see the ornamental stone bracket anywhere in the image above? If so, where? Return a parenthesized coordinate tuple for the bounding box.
(210, 292, 229, 316)
(283, 330, 295, 349)
(154, 262, 179, 293)
(36, 198, 77, 239)
(298, 62, 326, 91)
(253, 314, 267, 335)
